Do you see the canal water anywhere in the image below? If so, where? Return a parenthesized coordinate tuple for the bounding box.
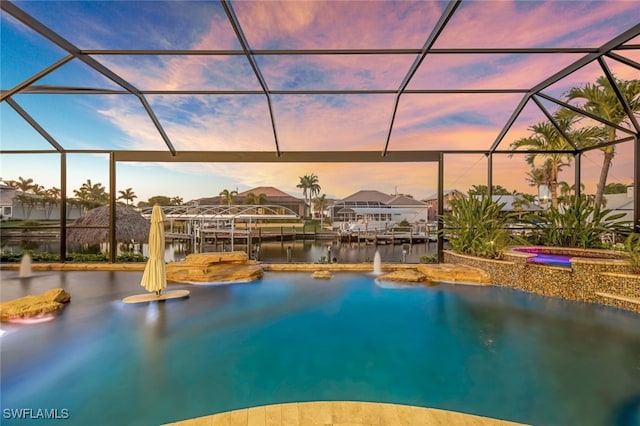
(0, 239, 440, 264)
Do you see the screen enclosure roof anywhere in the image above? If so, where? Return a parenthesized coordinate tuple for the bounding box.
(1, 0, 639, 163)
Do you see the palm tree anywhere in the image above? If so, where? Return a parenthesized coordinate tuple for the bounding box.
(469, 184, 511, 196)
(510, 116, 600, 208)
(313, 194, 328, 226)
(170, 196, 183, 206)
(117, 188, 138, 205)
(297, 173, 321, 218)
(16, 176, 35, 193)
(557, 181, 572, 204)
(219, 189, 237, 206)
(245, 193, 269, 205)
(562, 76, 640, 207)
(526, 164, 550, 193)
(296, 175, 310, 216)
(43, 187, 61, 219)
(74, 179, 108, 210)
(15, 193, 37, 219)
(3, 179, 19, 189)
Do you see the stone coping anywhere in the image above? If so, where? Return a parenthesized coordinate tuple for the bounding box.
(599, 271, 640, 279)
(164, 401, 527, 425)
(1, 262, 492, 287)
(0, 262, 410, 273)
(570, 257, 628, 265)
(509, 246, 627, 260)
(0, 262, 146, 271)
(443, 250, 515, 265)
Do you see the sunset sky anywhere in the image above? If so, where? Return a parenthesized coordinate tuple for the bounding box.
(1, 0, 639, 203)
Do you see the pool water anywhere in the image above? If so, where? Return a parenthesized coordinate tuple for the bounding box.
(1, 271, 639, 426)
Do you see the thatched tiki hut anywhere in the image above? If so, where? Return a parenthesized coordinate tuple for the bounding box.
(68, 205, 150, 248)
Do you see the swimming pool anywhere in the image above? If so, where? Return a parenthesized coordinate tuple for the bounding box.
(1, 270, 639, 425)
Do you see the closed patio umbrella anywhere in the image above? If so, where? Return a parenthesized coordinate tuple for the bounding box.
(140, 204, 166, 295)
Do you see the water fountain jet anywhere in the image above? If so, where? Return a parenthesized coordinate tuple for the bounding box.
(19, 254, 33, 278)
(373, 250, 382, 275)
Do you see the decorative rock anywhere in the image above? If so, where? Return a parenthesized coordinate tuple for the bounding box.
(44, 288, 71, 303)
(0, 288, 71, 322)
(166, 251, 263, 283)
(312, 271, 332, 279)
(417, 263, 492, 284)
(379, 269, 429, 283)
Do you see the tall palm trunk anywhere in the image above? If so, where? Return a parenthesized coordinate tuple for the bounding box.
(594, 146, 615, 208)
(594, 127, 616, 208)
(550, 166, 558, 208)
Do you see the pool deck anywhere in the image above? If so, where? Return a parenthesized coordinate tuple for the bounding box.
(164, 401, 527, 425)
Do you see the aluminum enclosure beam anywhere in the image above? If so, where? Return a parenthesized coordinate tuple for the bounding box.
(17, 87, 531, 95)
(598, 57, 640, 133)
(80, 47, 599, 56)
(383, 0, 461, 156)
(114, 150, 441, 163)
(221, 0, 280, 156)
(532, 96, 578, 151)
(534, 93, 635, 135)
(0, 54, 74, 102)
(5, 98, 64, 152)
(0, 0, 176, 155)
(489, 22, 640, 154)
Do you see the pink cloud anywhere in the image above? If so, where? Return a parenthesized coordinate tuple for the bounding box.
(272, 94, 394, 151)
(434, 1, 640, 48)
(233, 1, 443, 49)
(409, 53, 585, 90)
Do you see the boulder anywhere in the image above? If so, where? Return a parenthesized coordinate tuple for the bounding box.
(379, 269, 429, 283)
(1, 288, 71, 322)
(312, 271, 332, 279)
(182, 252, 249, 265)
(166, 251, 263, 283)
(416, 263, 491, 284)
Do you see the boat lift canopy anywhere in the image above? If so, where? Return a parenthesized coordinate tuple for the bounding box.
(140, 204, 299, 221)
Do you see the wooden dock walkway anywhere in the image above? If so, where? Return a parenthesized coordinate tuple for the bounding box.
(340, 230, 437, 245)
(166, 228, 337, 243)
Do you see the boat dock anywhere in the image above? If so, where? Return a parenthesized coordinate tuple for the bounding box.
(341, 230, 436, 245)
(166, 227, 335, 244)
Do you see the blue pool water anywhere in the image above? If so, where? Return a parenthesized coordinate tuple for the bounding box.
(1, 270, 640, 426)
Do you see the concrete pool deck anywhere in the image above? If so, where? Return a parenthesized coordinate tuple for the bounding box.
(164, 401, 526, 425)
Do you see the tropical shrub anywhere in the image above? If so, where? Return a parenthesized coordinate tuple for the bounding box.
(623, 233, 640, 273)
(0, 250, 147, 263)
(419, 254, 438, 264)
(440, 192, 522, 259)
(524, 195, 629, 248)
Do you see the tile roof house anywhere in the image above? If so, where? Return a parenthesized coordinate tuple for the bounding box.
(330, 190, 430, 227)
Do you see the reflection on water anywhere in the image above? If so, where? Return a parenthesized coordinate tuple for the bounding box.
(2, 239, 439, 263)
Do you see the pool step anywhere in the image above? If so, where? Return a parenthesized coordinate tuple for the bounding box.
(595, 292, 640, 305)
